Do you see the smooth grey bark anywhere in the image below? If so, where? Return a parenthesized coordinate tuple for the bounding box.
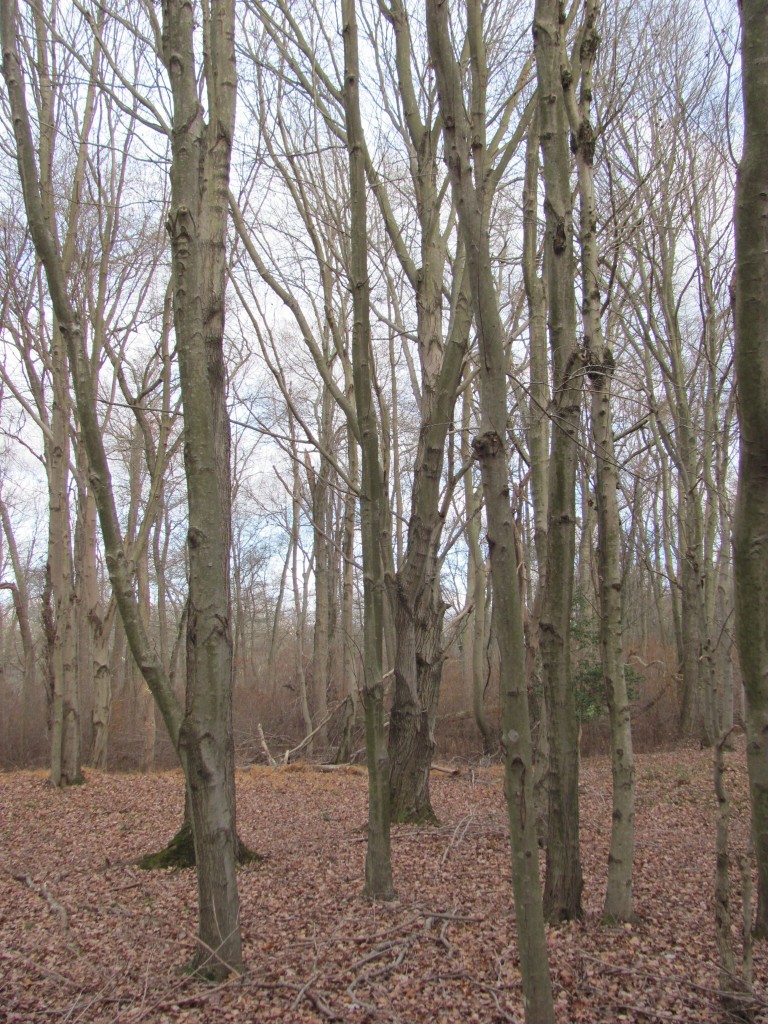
(160, 0, 242, 975)
(426, 0, 555, 1019)
(520, 112, 551, 833)
(562, 0, 634, 923)
(714, 549, 735, 737)
(45, 351, 80, 787)
(533, 0, 584, 923)
(462, 385, 494, 754)
(733, 0, 768, 939)
(307, 385, 335, 754)
(588, 350, 635, 922)
(713, 732, 754, 1016)
(335, 420, 360, 764)
(286, 417, 313, 747)
(1, 0, 243, 975)
(342, 0, 394, 899)
(521, 114, 550, 587)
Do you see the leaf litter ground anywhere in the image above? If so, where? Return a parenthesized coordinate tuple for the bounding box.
(1, 743, 766, 1023)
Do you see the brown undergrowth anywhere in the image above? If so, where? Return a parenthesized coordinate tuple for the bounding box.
(0, 744, 765, 1022)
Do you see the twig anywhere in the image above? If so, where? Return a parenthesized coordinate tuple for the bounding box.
(281, 702, 345, 763)
(441, 814, 475, 864)
(12, 873, 69, 929)
(0, 948, 81, 990)
(577, 982, 680, 1021)
(580, 955, 765, 1006)
(291, 970, 320, 1009)
(422, 969, 518, 1023)
(348, 939, 406, 972)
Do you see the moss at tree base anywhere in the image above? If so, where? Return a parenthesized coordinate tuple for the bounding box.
(137, 820, 263, 870)
(391, 806, 440, 827)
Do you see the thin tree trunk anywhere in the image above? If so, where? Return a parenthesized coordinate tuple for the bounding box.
(336, 424, 359, 764)
(342, 0, 394, 899)
(589, 355, 635, 921)
(463, 387, 493, 754)
(534, 0, 584, 923)
(161, 0, 242, 973)
(0, 500, 36, 759)
(562, 0, 635, 922)
(426, 1, 555, 1018)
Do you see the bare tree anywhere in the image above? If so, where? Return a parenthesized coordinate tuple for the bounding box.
(1, 0, 243, 975)
(426, 0, 555, 1018)
(533, 0, 584, 923)
(342, 0, 394, 899)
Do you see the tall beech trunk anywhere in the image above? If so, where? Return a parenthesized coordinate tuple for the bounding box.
(161, 0, 241, 974)
(462, 386, 494, 754)
(534, 0, 584, 923)
(342, 0, 394, 899)
(521, 114, 551, 833)
(1, 0, 243, 975)
(308, 412, 333, 754)
(426, 0, 555, 1019)
(335, 423, 359, 764)
(46, 380, 80, 787)
(714, 549, 734, 738)
(733, 0, 768, 938)
(589, 352, 635, 921)
(563, 0, 635, 922)
(371, 0, 472, 823)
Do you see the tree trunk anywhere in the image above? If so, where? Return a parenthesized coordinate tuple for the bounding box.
(46, 373, 80, 787)
(678, 494, 707, 739)
(534, 0, 584, 923)
(463, 386, 494, 754)
(387, 576, 446, 823)
(733, 0, 768, 939)
(376, 0, 472, 821)
(335, 424, 359, 764)
(1, 0, 243, 976)
(342, 0, 394, 900)
(589, 354, 635, 921)
(90, 610, 113, 771)
(563, 0, 635, 923)
(714, 548, 735, 738)
(307, 393, 334, 754)
(426, 1, 555, 1019)
(0, 500, 36, 760)
(161, 0, 242, 974)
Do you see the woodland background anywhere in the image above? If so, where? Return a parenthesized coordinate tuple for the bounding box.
(0, 0, 764, 1018)
(0, 0, 740, 775)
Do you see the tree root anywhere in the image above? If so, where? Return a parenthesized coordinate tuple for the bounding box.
(137, 820, 263, 870)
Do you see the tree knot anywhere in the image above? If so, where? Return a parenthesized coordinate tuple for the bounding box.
(471, 431, 503, 460)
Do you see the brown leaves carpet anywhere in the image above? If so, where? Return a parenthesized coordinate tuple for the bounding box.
(1, 743, 766, 1023)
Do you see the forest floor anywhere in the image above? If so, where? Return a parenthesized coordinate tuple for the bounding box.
(1, 742, 766, 1023)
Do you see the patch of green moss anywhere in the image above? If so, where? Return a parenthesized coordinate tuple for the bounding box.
(391, 806, 440, 827)
(137, 821, 196, 870)
(137, 821, 264, 871)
